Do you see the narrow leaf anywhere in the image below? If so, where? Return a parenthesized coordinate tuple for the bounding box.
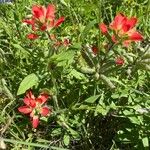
(85, 95, 100, 103)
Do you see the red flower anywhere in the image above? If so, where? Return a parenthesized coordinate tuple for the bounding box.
(27, 33, 39, 40)
(115, 57, 124, 65)
(99, 23, 108, 34)
(23, 4, 65, 32)
(110, 13, 143, 45)
(18, 90, 51, 128)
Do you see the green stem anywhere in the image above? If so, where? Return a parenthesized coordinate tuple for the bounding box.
(46, 31, 55, 57)
(51, 72, 59, 110)
(2, 138, 68, 150)
(100, 43, 116, 67)
(97, 0, 102, 62)
(46, 32, 59, 110)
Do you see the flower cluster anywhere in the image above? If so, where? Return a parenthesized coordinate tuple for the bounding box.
(99, 13, 143, 46)
(18, 90, 51, 128)
(23, 4, 65, 40)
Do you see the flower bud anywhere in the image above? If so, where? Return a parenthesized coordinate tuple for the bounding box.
(115, 57, 124, 65)
(99, 23, 108, 34)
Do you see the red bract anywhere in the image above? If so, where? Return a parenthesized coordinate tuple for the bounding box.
(23, 4, 65, 32)
(27, 33, 39, 40)
(99, 23, 108, 34)
(23, 19, 35, 31)
(54, 17, 65, 27)
(110, 13, 143, 46)
(18, 90, 51, 128)
(115, 57, 124, 65)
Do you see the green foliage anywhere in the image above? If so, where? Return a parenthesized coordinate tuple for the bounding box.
(0, 0, 149, 149)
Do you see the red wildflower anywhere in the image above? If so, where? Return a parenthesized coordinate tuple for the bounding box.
(115, 57, 124, 65)
(27, 33, 39, 40)
(23, 4, 65, 32)
(110, 13, 143, 45)
(99, 23, 108, 34)
(18, 90, 51, 128)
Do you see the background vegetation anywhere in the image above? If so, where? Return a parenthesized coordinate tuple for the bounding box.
(0, 0, 150, 149)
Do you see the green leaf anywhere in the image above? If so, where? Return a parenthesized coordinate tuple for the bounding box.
(50, 50, 75, 67)
(95, 105, 110, 116)
(0, 115, 5, 123)
(99, 74, 115, 89)
(67, 127, 79, 138)
(85, 95, 100, 103)
(71, 43, 82, 49)
(111, 93, 120, 99)
(109, 77, 126, 87)
(3, 138, 68, 150)
(72, 104, 94, 110)
(69, 69, 86, 80)
(12, 43, 30, 59)
(60, 0, 68, 6)
(142, 136, 149, 148)
(137, 63, 150, 71)
(63, 135, 70, 146)
(80, 20, 97, 40)
(51, 128, 61, 136)
(123, 110, 141, 125)
(17, 73, 39, 95)
(77, 66, 95, 74)
(1, 78, 14, 99)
